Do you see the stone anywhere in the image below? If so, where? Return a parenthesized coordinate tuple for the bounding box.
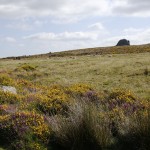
(116, 39, 130, 46)
(0, 86, 17, 94)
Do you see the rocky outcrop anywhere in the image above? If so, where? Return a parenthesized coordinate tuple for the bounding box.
(116, 39, 130, 46)
(0, 86, 17, 94)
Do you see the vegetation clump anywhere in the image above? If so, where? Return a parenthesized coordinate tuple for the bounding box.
(0, 111, 50, 149)
(37, 85, 69, 115)
(0, 74, 14, 86)
(0, 90, 21, 104)
(15, 63, 37, 72)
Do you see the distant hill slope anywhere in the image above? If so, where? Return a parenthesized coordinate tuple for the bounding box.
(2, 44, 150, 59)
(49, 44, 150, 57)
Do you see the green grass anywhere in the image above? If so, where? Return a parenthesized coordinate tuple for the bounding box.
(0, 45, 150, 150)
(0, 52, 149, 99)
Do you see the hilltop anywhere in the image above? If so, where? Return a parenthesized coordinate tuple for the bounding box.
(2, 43, 150, 59)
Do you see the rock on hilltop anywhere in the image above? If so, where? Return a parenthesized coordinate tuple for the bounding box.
(116, 39, 130, 46)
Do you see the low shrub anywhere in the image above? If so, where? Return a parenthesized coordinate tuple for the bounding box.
(106, 90, 146, 115)
(15, 63, 36, 72)
(0, 90, 21, 104)
(69, 83, 93, 96)
(0, 115, 17, 146)
(0, 104, 17, 115)
(0, 111, 50, 149)
(0, 80, 149, 150)
(37, 86, 69, 115)
(0, 74, 14, 86)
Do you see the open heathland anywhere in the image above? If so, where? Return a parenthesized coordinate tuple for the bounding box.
(0, 45, 150, 150)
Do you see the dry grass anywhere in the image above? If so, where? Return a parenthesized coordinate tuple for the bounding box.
(0, 52, 149, 99)
(48, 44, 150, 57)
(48, 101, 113, 150)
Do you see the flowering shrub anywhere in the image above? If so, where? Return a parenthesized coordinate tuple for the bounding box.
(108, 90, 136, 103)
(16, 79, 42, 96)
(0, 105, 8, 115)
(11, 111, 50, 141)
(0, 114, 15, 146)
(69, 83, 93, 96)
(15, 63, 36, 72)
(0, 111, 50, 149)
(0, 74, 14, 86)
(106, 90, 146, 115)
(0, 75, 149, 150)
(27, 142, 47, 150)
(38, 86, 69, 115)
(0, 90, 22, 104)
(0, 104, 17, 115)
(19, 93, 42, 110)
(16, 79, 34, 87)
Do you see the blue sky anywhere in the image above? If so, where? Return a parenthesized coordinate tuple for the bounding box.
(0, 0, 150, 58)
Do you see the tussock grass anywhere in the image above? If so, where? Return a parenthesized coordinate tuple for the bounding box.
(113, 107, 150, 150)
(48, 100, 113, 150)
(48, 97, 150, 150)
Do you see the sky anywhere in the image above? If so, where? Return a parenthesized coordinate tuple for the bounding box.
(0, 0, 150, 58)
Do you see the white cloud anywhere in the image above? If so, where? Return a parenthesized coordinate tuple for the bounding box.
(34, 20, 47, 26)
(88, 22, 104, 30)
(24, 31, 99, 41)
(3, 37, 16, 43)
(102, 27, 150, 46)
(123, 28, 144, 34)
(23, 22, 109, 42)
(6, 20, 47, 31)
(112, 0, 150, 17)
(123, 27, 150, 43)
(0, 0, 110, 21)
(6, 22, 32, 31)
(23, 26, 150, 51)
(0, 0, 150, 23)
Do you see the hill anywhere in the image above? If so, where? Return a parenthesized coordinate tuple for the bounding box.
(0, 44, 150, 150)
(0, 50, 149, 99)
(2, 44, 150, 59)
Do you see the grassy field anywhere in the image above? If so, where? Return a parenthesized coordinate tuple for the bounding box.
(1, 52, 149, 99)
(0, 45, 150, 150)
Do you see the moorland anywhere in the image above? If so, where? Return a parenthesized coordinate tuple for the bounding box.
(0, 44, 150, 150)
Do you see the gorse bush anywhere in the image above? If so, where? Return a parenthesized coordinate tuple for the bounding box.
(0, 111, 50, 149)
(37, 85, 69, 115)
(0, 105, 8, 115)
(0, 90, 21, 104)
(69, 83, 93, 96)
(13, 64, 38, 81)
(105, 90, 146, 116)
(0, 74, 14, 86)
(0, 104, 16, 115)
(0, 75, 149, 150)
(15, 63, 36, 72)
(0, 115, 17, 146)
